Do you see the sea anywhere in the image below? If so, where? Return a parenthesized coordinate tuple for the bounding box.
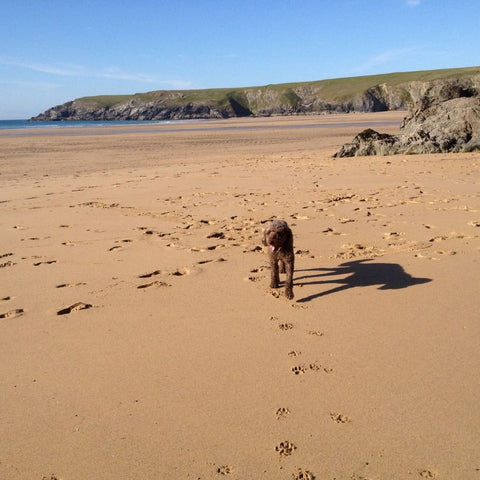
(0, 119, 190, 130)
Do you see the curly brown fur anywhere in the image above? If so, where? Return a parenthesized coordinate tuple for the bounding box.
(262, 219, 294, 299)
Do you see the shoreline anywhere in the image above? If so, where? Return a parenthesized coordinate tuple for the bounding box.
(0, 111, 406, 137)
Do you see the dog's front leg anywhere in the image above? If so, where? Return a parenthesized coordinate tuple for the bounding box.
(270, 255, 280, 288)
(284, 256, 294, 300)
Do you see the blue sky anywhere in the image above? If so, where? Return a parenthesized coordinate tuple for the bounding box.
(1, 0, 479, 119)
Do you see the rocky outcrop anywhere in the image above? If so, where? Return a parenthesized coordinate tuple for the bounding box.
(332, 128, 401, 157)
(32, 67, 480, 122)
(33, 99, 237, 121)
(334, 80, 480, 157)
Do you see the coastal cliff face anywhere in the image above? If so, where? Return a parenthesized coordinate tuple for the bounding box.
(31, 67, 480, 121)
(31, 83, 412, 121)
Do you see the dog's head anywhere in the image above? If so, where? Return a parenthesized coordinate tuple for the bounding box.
(262, 220, 293, 252)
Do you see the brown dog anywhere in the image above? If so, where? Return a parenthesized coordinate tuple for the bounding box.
(262, 219, 294, 299)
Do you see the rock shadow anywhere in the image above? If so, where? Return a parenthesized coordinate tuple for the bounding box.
(295, 259, 432, 303)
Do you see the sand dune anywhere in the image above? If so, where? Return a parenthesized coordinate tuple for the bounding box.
(1, 112, 479, 479)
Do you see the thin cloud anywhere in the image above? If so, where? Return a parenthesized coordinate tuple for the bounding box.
(0, 79, 63, 88)
(406, 0, 421, 6)
(1, 58, 158, 84)
(0, 58, 84, 76)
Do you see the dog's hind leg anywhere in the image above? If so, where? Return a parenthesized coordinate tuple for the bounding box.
(284, 255, 294, 300)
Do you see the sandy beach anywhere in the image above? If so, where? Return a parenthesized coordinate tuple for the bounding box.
(1, 112, 479, 480)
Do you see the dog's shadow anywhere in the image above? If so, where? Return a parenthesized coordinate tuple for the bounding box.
(295, 259, 432, 303)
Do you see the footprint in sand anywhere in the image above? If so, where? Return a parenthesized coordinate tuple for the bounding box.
(383, 232, 403, 239)
(292, 365, 307, 375)
(1, 260, 16, 268)
(279, 323, 294, 331)
(137, 281, 171, 289)
(435, 250, 457, 256)
(197, 258, 226, 265)
(429, 235, 448, 243)
(419, 470, 438, 478)
(309, 362, 321, 371)
(275, 440, 297, 456)
(288, 350, 301, 357)
(275, 407, 290, 419)
(56, 282, 87, 288)
(138, 227, 171, 238)
(207, 231, 226, 239)
(295, 249, 312, 257)
(292, 469, 315, 480)
(330, 413, 351, 423)
(308, 330, 325, 337)
(138, 270, 163, 279)
(57, 302, 93, 316)
(209, 244, 227, 251)
(0, 308, 24, 319)
(170, 267, 191, 277)
(216, 465, 233, 475)
(139, 267, 194, 278)
(109, 239, 132, 251)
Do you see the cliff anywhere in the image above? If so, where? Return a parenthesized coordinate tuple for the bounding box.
(31, 66, 480, 121)
(334, 80, 480, 156)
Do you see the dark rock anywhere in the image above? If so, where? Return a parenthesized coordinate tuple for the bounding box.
(333, 128, 400, 157)
(334, 80, 480, 157)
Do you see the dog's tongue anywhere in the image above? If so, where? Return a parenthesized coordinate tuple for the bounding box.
(269, 245, 276, 252)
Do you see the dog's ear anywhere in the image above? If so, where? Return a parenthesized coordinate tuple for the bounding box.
(262, 227, 269, 246)
(284, 226, 293, 250)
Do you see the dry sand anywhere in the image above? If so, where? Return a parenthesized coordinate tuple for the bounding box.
(0, 112, 479, 480)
